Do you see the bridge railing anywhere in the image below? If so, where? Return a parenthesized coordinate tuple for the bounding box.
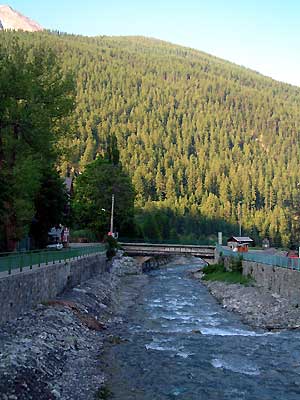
(119, 237, 217, 246)
(0, 244, 105, 275)
(217, 245, 300, 270)
(120, 242, 215, 249)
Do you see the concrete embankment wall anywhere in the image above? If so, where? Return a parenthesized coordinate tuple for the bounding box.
(0, 253, 107, 325)
(243, 261, 300, 305)
(215, 249, 300, 305)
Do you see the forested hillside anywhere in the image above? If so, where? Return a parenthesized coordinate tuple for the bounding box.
(4, 31, 300, 246)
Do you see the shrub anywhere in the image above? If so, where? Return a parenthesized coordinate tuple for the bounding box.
(202, 263, 225, 275)
(202, 260, 253, 286)
(104, 235, 119, 259)
(230, 256, 243, 273)
(70, 229, 98, 243)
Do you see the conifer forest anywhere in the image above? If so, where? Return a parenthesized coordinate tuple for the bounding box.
(1, 30, 300, 249)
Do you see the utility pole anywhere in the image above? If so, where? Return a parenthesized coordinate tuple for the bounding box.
(110, 194, 115, 236)
(238, 201, 242, 236)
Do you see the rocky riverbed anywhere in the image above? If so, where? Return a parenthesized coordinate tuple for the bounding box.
(100, 260, 300, 400)
(0, 254, 144, 400)
(193, 271, 300, 330)
(3, 254, 300, 400)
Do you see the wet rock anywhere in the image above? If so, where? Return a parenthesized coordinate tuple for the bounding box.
(107, 335, 128, 345)
(77, 314, 106, 331)
(111, 255, 142, 276)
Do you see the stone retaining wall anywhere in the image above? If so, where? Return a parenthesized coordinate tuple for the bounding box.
(0, 253, 107, 325)
(215, 248, 300, 305)
(140, 256, 170, 272)
(243, 260, 300, 305)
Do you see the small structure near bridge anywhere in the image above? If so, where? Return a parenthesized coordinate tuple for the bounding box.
(227, 236, 253, 253)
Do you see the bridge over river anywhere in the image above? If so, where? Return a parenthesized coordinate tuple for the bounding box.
(120, 242, 215, 260)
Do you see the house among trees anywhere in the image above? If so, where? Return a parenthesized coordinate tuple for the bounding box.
(227, 236, 254, 252)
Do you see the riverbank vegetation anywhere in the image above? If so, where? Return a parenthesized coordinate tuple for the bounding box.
(202, 262, 254, 285)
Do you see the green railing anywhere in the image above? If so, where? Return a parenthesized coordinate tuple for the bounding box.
(0, 244, 105, 274)
(217, 245, 300, 270)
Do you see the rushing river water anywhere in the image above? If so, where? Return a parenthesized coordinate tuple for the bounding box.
(103, 261, 300, 399)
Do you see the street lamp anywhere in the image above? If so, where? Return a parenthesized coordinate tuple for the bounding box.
(102, 195, 115, 237)
(110, 194, 115, 236)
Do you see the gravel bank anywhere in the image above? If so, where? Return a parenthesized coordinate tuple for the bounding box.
(193, 271, 300, 331)
(0, 255, 142, 400)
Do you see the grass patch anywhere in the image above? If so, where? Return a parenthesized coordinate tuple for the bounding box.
(202, 263, 253, 286)
(202, 263, 225, 275)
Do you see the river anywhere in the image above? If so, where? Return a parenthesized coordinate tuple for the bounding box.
(103, 260, 300, 399)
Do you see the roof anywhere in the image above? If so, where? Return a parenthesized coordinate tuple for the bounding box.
(227, 236, 253, 243)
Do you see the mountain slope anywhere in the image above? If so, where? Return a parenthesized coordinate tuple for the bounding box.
(0, 5, 43, 31)
(2, 31, 300, 245)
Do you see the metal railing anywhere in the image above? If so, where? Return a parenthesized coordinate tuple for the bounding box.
(118, 237, 217, 246)
(217, 245, 300, 270)
(0, 244, 105, 275)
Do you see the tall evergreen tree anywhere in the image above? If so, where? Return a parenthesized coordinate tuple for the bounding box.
(0, 34, 75, 250)
(72, 157, 135, 238)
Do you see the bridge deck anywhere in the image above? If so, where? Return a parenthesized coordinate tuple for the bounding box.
(120, 243, 215, 259)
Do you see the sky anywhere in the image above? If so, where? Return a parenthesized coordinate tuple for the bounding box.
(7, 0, 300, 87)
